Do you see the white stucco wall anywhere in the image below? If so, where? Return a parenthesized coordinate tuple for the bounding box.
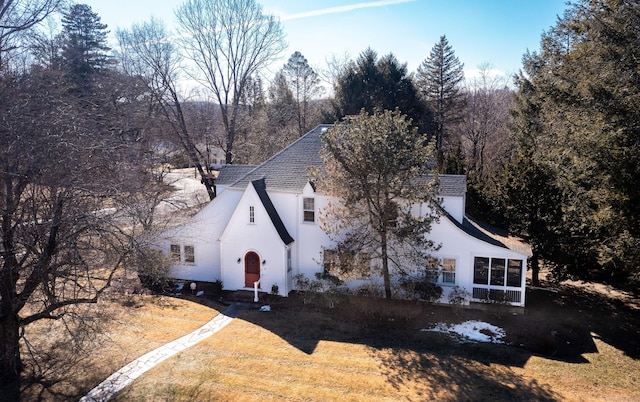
(157, 189, 241, 282)
(219, 184, 289, 293)
(440, 195, 465, 223)
(427, 215, 528, 306)
(161, 178, 528, 306)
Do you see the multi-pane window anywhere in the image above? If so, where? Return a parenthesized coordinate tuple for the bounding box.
(490, 258, 506, 286)
(170, 244, 181, 262)
(249, 205, 255, 223)
(442, 258, 456, 284)
(426, 257, 456, 284)
(426, 257, 440, 283)
(303, 198, 315, 222)
(184, 245, 195, 263)
(474, 257, 523, 287)
(170, 244, 195, 264)
(323, 249, 336, 272)
(357, 252, 371, 279)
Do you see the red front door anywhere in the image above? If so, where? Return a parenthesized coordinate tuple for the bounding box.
(244, 252, 261, 288)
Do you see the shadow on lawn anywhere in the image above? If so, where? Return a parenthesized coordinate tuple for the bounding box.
(236, 282, 639, 401)
(508, 283, 640, 361)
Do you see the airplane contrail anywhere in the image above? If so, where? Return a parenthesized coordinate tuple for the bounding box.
(277, 0, 415, 21)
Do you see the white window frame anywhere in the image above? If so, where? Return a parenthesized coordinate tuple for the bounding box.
(170, 244, 181, 262)
(184, 245, 195, 264)
(303, 197, 315, 222)
(427, 257, 457, 285)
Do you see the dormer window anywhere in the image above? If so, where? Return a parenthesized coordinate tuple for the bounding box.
(249, 205, 255, 223)
(303, 197, 315, 222)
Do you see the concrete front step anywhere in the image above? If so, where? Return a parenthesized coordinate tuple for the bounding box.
(223, 290, 266, 303)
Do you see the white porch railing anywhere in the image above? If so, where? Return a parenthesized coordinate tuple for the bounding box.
(253, 279, 261, 302)
(472, 286, 523, 305)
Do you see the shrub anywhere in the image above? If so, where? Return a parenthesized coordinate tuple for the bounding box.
(448, 286, 470, 315)
(131, 248, 173, 292)
(292, 273, 348, 307)
(211, 279, 224, 298)
(398, 275, 443, 303)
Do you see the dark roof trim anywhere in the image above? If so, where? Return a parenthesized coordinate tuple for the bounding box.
(438, 205, 508, 249)
(252, 178, 294, 245)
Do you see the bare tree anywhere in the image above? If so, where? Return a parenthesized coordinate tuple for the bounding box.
(0, 0, 63, 69)
(0, 66, 147, 400)
(117, 17, 217, 200)
(318, 51, 351, 89)
(458, 64, 512, 181)
(175, 0, 286, 164)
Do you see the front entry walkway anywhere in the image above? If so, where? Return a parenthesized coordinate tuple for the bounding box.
(80, 303, 247, 402)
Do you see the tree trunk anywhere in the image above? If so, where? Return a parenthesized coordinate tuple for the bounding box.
(0, 312, 22, 401)
(531, 251, 540, 287)
(381, 231, 392, 299)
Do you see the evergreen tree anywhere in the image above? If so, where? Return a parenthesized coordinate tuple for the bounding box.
(508, 0, 640, 285)
(282, 51, 321, 136)
(315, 110, 440, 299)
(416, 35, 465, 150)
(60, 3, 112, 85)
(331, 48, 431, 131)
(497, 75, 564, 286)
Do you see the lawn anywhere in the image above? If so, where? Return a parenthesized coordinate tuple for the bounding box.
(20, 292, 221, 401)
(116, 281, 638, 402)
(21, 279, 640, 401)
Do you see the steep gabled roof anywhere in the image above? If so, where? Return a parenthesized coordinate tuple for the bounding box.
(229, 125, 467, 197)
(437, 175, 466, 197)
(216, 165, 258, 186)
(252, 178, 294, 245)
(229, 125, 331, 192)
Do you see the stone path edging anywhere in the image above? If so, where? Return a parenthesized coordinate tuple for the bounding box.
(80, 303, 246, 402)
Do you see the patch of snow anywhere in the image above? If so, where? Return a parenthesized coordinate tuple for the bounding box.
(259, 305, 271, 312)
(422, 320, 506, 344)
(195, 290, 204, 297)
(175, 283, 184, 291)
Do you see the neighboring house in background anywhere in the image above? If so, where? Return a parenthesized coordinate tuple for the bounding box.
(157, 125, 531, 306)
(208, 146, 228, 170)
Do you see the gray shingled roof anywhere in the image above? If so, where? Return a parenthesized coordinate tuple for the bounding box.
(437, 175, 466, 197)
(216, 165, 258, 186)
(228, 125, 466, 197)
(229, 125, 331, 192)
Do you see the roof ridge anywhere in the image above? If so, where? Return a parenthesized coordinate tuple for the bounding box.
(228, 124, 332, 191)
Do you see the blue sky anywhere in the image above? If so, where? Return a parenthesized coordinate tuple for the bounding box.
(82, 0, 569, 84)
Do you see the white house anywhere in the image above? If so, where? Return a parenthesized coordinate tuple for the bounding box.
(157, 125, 531, 306)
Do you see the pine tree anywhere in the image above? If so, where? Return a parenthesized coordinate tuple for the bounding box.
(416, 35, 464, 150)
(315, 110, 440, 299)
(507, 0, 640, 285)
(282, 51, 321, 136)
(331, 48, 430, 131)
(60, 4, 112, 83)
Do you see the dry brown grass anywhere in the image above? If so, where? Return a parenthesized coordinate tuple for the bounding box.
(21, 294, 221, 401)
(20, 280, 640, 402)
(520, 337, 640, 401)
(113, 301, 639, 402)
